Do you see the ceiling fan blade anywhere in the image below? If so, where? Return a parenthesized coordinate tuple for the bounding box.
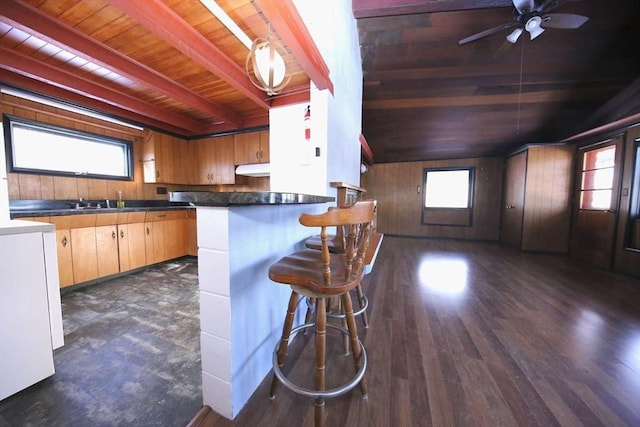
(458, 21, 520, 46)
(542, 13, 589, 29)
(512, 0, 535, 14)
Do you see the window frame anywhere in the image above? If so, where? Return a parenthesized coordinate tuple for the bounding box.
(578, 141, 617, 211)
(3, 114, 134, 181)
(421, 167, 475, 227)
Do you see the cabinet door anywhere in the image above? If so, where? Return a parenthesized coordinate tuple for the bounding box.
(71, 227, 99, 283)
(117, 225, 131, 272)
(142, 130, 188, 184)
(145, 219, 166, 264)
(211, 135, 235, 184)
(258, 130, 269, 163)
(194, 136, 235, 184)
(118, 223, 147, 272)
(56, 229, 74, 287)
(234, 132, 261, 164)
(96, 225, 119, 277)
(186, 210, 197, 256)
(163, 218, 187, 260)
(127, 222, 147, 270)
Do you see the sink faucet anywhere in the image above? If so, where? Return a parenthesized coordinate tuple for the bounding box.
(105, 198, 111, 208)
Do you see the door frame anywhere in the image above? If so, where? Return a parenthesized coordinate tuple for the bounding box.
(569, 135, 624, 269)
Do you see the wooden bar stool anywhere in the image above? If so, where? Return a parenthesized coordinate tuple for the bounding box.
(303, 201, 378, 329)
(268, 200, 376, 427)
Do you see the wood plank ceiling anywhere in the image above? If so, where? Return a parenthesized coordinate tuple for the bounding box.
(355, 0, 640, 163)
(0, 0, 329, 136)
(1, 0, 639, 164)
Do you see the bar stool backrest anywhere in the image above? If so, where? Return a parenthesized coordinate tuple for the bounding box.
(299, 200, 376, 286)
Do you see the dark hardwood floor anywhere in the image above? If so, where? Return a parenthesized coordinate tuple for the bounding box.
(196, 236, 640, 427)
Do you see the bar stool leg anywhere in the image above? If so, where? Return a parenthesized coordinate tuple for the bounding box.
(315, 297, 327, 427)
(355, 285, 369, 328)
(342, 292, 368, 397)
(270, 290, 300, 399)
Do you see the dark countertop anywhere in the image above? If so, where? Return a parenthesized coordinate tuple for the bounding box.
(169, 191, 335, 206)
(10, 199, 192, 218)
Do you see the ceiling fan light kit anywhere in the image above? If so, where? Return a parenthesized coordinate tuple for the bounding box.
(459, 0, 589, 46)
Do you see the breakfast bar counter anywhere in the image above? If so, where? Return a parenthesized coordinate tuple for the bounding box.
(169, 191, 334, 419)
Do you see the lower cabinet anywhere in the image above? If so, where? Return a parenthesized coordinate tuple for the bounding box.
(71, 227, 100, 284)
(23, 209, 195, 288)
(55, 229, 74, 287)
(96, 225, 119, 277)
(118, 222, 147, 272)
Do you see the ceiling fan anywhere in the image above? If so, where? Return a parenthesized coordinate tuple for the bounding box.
(458, 0, 589, 45)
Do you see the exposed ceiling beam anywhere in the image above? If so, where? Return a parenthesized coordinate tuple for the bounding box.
(255, 0, 333, 94)
(352, 0, 513, 18)
(0, 70, 191, 135)
(0, 47, 203, 132)
(0, 0, 244, 127)
(107, 0, 271, 110)
(360, 134, 374, 164)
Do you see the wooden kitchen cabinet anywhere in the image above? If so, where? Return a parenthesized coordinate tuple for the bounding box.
(117, 212, 147, 272)
(193, 135, 235, 184)
(22, 209, 192, 288)
(142, 129, 189, 184)
(186, 210, 197, 256)
(55, 229, 74, 287)
(164, 216, 185, 260)
(70, 227, 99, 284)
(95, 225, 120, 277)
(145, 211, 168, 264)
(234, 130, 269, 164)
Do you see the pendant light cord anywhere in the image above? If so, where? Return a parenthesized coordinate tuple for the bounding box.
(517, 39, 524, 135)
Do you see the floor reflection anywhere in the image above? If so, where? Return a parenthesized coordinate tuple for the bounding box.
(418, 256, 468, 296)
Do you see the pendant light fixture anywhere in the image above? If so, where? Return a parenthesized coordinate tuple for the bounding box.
(245, 24, 291, 96)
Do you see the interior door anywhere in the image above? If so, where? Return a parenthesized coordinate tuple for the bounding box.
(501, 151, 527, 248)
(570, 136, 623, 269)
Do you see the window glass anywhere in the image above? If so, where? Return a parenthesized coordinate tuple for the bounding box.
(4, 116, 132, 180)
(579, 145, 615, 210)
(424, 169, 471, 208)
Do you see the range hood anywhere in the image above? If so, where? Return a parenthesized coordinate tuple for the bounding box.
(235, 162, 270, 177)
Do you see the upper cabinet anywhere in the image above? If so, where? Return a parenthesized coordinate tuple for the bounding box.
(193, 135, 235, 185)
(234, 130, 269, 165)
(142, 130, 190, 184)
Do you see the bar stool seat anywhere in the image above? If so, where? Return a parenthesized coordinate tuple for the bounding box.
(268, 200, 376, 427)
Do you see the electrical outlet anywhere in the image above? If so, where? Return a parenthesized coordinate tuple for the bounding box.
(156, 187, 167, 195)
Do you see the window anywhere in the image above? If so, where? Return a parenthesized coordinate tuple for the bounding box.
(3, 115, 133, 180)
(422, 168, 474, 226)
(579, 144, 615, 210)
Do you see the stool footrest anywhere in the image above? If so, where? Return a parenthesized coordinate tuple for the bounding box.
(305, 294, 369, 320)
(272, 322, 367, 400)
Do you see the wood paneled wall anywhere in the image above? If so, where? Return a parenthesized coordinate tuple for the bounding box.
(1, 93, 267, 202)
(361, 157, 503, 240)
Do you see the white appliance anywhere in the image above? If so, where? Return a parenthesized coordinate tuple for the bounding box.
(0, 221, 63, 401)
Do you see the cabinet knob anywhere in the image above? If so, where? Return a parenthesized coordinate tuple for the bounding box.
(120, 230, 125, 238)
(112, 231, 116, 239)
(146, 227, 150, 235)
(61, 236, 68, 247)
(156, 170, 160, 179)
(256, 151, 260, 160)
(505, 205, 515, 209)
